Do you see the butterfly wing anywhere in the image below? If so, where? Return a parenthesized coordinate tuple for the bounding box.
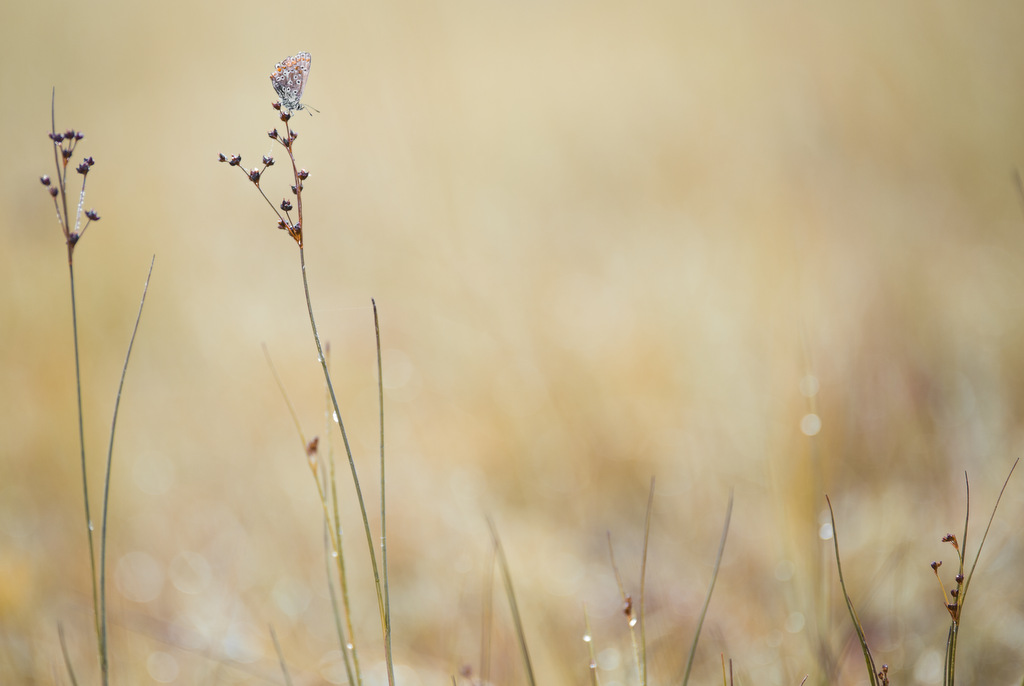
(270, 52, 311, 110)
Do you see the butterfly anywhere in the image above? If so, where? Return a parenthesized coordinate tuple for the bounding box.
(270, 52, 312, 112)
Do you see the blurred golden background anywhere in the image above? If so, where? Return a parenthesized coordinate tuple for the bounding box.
(3, 2, 1024, 684)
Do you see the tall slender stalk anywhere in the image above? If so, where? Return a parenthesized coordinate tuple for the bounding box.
(487, 517, 536, 686)
(263, 344, 359, 685)
(57, 623, 80, 686)
(68, 261, 102, 677)
(638, 477, 655, 686)
(607, 532, 641, 684)
(825, 496, 879, 686)
(298, 245, 393, 686)
(681, 492, 733, 686)
(43, 91, 110, 685)
(269, 624, 294, 686)
(221, 78, 396, 685)
(373, 299, 394, 679)
(98, 257, 155, 684)
(940, 459, 1018, 685)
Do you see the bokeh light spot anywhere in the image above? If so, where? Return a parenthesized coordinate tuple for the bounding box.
(115, 551, 164, 603)
(146, 651, 179, 683)
(800, 413, 821, 436)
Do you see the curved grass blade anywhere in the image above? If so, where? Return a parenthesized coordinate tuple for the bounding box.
(825, 495, 878, 686)
(269, 624, 293, 686)
(98, 255, 156, 682)
(486, 517, 536, 686)
(58, 623, 79, 686)
(639, 477, 654, 686)
(681, 491, 733, 686)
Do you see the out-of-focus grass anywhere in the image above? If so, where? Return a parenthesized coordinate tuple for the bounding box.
(2, 3, 1024, 684)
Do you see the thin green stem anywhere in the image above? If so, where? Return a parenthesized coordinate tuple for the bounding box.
(946, 459, 1018, 685)
(323, 523, 357, 686)
(962, 459, 1019, 605)
(98, 256, 155, 685)
(265, 341, 358, 685)
(373, 299, 394, 679)
(327, 447, 362, 686)
(583, 604, 600, 686)
(607, 532, 641, 684)
(486, 517, 536, 686)
(480, 547, 495, 686)
(58, 623, 80, 686)
(639, 477, 654, 686)
(321, 345, 362, 686)
(67, 262, 102, 680)
(825, 496, 878, 686)
(269, 624, 294, 686)
(297, 246, 393, 686)
(681, 492, 733, 686)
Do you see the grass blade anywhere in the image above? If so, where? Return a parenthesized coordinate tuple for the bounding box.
(681, 491, 733, 686)
(486, 517, 536, 686)
(268, 625, 293, 686)
(480, 547, 495, 686)
(583, 603, 600, 686)
(961, 458, 1019, 603)
(825, 495, 878, 686)
(607, 532, 641, 683)
(98, 255, 156, 683)
(57, 623, 79, 686)
(639, 477, 654, 686)
(373, 299, 395, 681)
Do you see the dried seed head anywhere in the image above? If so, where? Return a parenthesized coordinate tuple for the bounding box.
(76, 161, 90, 175)
(280, 199, 292, 212)
(931, 561, 941, 571)
(955, 573, 964, 584)
(49, 187, 59, 197)
(248, 168, 261, 183)
(262, 155, 275, 166)
(40, 175, 51, 186)
(85, 210, 100, 221)
(297, 169, 309, 180)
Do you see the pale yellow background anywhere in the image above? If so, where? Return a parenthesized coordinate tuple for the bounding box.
(3, 2, 1024, 684)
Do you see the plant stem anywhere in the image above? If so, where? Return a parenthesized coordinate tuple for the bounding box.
(297, 246, 394, 686)
(682, 492, 733, 686)
(68, 261, 103, 682)
(97, 257, 154, 685)
(639, 477, 654, 686)
(373, 299, 394, 681)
